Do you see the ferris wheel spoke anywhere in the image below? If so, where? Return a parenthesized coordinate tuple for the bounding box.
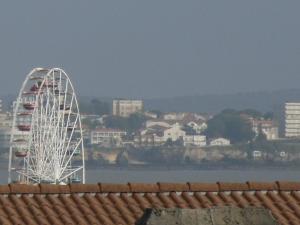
(59, 137, 82, 178)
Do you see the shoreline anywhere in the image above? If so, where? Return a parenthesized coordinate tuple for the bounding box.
(84, 163, 300, 171)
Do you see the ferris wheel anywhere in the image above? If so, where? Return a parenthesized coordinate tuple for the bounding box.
(8, 68, 85, 184)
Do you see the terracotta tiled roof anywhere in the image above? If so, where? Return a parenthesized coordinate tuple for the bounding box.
(0, 182, 299, 225)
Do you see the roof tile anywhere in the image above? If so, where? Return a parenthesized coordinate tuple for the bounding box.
(0, 185, 10, 194)
(157, 182, 189, 192)
(40, 184, 70, 194)
(9, 184, 40, 194)
(129, 183, 159, 193)
(188, 183, 219, 192)
(69, 184, 100, 193)
(247, 182, 278, 191)
(276, 181, 300, 191)
(218, 182, 249, 191)
(0, 182, 299, 225)
(100, 183, 130, 193)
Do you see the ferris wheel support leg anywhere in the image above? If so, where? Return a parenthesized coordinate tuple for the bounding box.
(82, 152, 86, 184)
(8, 148, 12, 183)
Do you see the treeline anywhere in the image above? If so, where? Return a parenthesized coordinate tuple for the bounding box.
(205, 109, 274, 144)
(80, 98, 110, 115)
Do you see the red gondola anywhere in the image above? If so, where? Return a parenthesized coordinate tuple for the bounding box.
(18, 125, 30, 131)
(15, 150, 27, 157)
(23, 103, 35, 110)
(30, 85, 39, 92)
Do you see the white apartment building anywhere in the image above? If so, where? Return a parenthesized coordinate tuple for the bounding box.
(183, 135, 206, 147)
(90, 128, 126, 146)
(112, 99, 143, 117)
(285, 102, 300, 137)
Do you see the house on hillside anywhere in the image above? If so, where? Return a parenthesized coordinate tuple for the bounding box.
(183, 135, 206, 147)
(210, 138, 231, 146)
(251, 119, 279, 140)
(163, 123, 186, 142)
(91, 128, 126, 147)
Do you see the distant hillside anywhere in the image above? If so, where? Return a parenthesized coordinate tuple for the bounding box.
(3, 89, 300, 114)
(144, 89, 300, 113)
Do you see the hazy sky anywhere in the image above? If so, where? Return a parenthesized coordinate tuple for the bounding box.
(0, 1, 299, 98)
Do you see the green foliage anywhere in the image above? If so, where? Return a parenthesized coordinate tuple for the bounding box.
(104, 113, 147, 134)
(80, 98, 110, 115)
(164, 137, 184, 147)
(128, 113, 147, 131)
(164, 138, 173, 147)
(206, 109, 255, 144)
(263, 112, 274, 120)
(81, 118, 100, 129)
(182, 124, 197, 135)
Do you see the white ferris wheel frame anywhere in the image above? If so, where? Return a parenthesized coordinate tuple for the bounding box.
(8, 68, 85, 184)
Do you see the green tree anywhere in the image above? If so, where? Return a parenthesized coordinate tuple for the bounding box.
(104, 113, 146, 134)
(90, 99, 110, 115)
(164, 138, 173, 147)
(182, 124, 197, 135)
(263, 112, 274, 120)
(105, 116, 128, 130)
(206, 109, 255, 144)
(80, 99, 110, 115)
(128, 113, 147, 132)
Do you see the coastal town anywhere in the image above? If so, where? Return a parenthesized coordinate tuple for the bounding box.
(1, 97, 300, 167)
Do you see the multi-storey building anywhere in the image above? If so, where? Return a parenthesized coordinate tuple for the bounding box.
(112, 99, 143, 117)
(90, 128, 126, 146)
(251, 119, 278, 140)
(285, 102, 300, 137)
(183, 135, 206, 147)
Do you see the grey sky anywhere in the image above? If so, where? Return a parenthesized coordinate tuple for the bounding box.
(0, 0, 299, 98)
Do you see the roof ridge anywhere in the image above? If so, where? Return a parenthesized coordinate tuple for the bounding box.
(1, 181, 300, 194)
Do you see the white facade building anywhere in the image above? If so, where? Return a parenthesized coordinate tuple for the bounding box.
(249, 118, 278, 140)
(163, 123, 186, 142)
(210, 138, 231, 146)
(90, 128, 126, 146)
(112, 99, 143, 117)
(285, 102, 300, 137)
(183, 135, 206, 146)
